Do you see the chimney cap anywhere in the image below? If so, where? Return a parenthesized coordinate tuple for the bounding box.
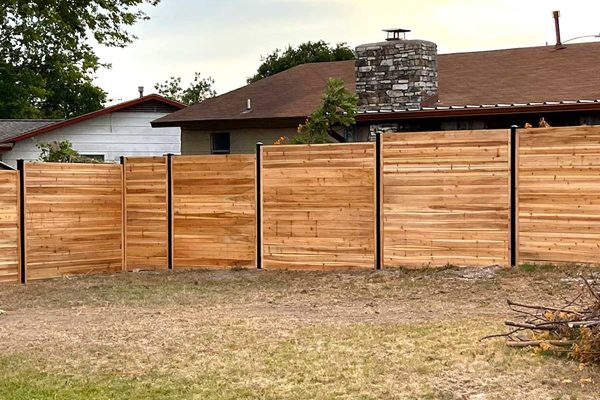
(383, 28, 411, 41)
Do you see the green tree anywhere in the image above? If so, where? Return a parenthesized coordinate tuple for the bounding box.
(154, 72, 216, 105)
(292, 78, 358, 144)
(37, 140, 98, 163)
(248, 41, 355, 83)
(0, 0, 160, 119)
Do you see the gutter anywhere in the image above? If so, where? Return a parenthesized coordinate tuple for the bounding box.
(152, 116, 307, 130)
(356, 101, 600, 122)
(150, 101, 600, 129)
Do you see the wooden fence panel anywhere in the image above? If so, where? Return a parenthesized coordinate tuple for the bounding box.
(124, 156, 168, 270)
(262, 143, 375, 270)
(383, 130, 510, 268)
(0, 171, 19, 283)
(25, 163, 122, 280)
(172, 155, 256, 268)
(518, 126, 600, 264)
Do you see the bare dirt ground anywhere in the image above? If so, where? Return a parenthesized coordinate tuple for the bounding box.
(0, 265, 599, 399)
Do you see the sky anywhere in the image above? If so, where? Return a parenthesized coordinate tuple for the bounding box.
(92, 0, 600, 104)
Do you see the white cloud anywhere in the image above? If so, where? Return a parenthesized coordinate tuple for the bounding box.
(93, 0, 600, 104)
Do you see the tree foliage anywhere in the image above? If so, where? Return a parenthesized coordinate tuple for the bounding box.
(0, 0, 160, 119)
(37, 140, 98, 163)
(292, 78, 358, 144)
(247, 41, 355, 83)
(154, 72, 216, 105)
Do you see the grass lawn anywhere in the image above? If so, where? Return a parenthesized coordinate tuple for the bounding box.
(0, 265, 599, 399)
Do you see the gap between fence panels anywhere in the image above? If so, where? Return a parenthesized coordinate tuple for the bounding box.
(2, 125, 600, 283)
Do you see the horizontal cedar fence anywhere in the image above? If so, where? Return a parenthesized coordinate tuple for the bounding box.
(0, 171, 19, 283)
(382, 130, 510, 267)
(24, 163, 123, 281)
(262, 143, 375, 270)
(3, 125, 600, 284)
(173, 155, 256, 268)
(518, 126, 600, 265)
(123, 156, 169, 271)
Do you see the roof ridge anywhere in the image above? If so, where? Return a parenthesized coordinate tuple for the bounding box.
(440, 40, 600, 56)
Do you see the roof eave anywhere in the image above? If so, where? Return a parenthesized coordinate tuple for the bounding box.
(356, 102, 600, 122)
(152, 116, 307, 130)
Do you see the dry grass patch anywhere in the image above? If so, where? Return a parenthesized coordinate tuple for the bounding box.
(0, 266, 599, 399)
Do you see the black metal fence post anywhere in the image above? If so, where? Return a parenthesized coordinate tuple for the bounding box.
(167, 153, 174, 270)
(510, 125, 518, 267)
(120, 156, 126, 272)
(256, 142, 263, 269)
(375, 132, 382, 270)
(16, 159, 26, 284)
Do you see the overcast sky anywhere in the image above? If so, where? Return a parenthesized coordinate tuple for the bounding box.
(92, 0, 600, 104)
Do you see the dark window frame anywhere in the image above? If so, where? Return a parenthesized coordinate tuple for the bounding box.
(80, 154, 105, 162)
(211, 132, 231, 154)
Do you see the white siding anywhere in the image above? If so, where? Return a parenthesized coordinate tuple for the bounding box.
(1, 112, 180, 167)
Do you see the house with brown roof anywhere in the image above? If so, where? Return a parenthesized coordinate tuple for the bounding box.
(0, 94, 185, 167)
(152, 34, 600, 155)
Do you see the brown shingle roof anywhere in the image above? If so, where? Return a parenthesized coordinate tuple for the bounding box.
(0, 119, 61, 142)
(152, 41, 600, 127)
(437, 42, 600, 106)
(153, 61, 356, 126)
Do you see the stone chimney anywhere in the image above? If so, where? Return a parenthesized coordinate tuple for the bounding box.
(355, 29, 438, 113)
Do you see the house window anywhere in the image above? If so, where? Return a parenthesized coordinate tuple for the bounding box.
(441, 120, 485, 131)
(211, 132, 230, 154)
(81, 154, 105, 162)
(343, 126, 358, 142)
(580, 116, 600, 125)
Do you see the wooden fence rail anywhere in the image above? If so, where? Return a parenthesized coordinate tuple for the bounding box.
(1, 125, 600, 283)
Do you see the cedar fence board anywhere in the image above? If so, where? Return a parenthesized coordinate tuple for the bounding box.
(262, 143, 375, 270)
(0, 171, 19, 283)
(123, 156, 169, 270)
(172, 155, 256, 268)
(382, 130, 510, 268)
(24, 163, 122, 280)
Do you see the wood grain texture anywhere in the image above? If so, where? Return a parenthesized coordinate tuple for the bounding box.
(124, 156, 168, 270)
(262, 143, 375, 270)
(172, 155, 256, 268)
(24, 163, 122, 280)
(382, 130, 510, 268)
(518, 126, 600, 264)
(0, 171, 19, 283)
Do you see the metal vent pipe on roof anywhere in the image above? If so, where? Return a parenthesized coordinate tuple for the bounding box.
(553, 11, 566, 49)
(138, 86, 144, 97)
